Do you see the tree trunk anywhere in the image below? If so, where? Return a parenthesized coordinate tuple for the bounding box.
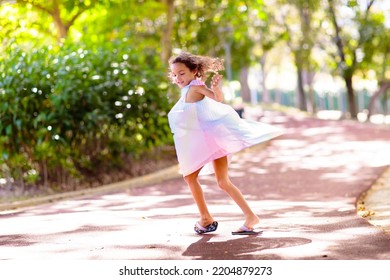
(260, 54, 270, 103)
(52, 3, 68, 41)
(367, 81, 390, 119)
(305, 70, 316, 114)
(296, 60, 307, 111)
(161, 0, 175, 63)
(17, 167, 25, 193)
(328, 0, 358, 119)
(239, 67, 251, 103)
(344, 73, 357, 118)
(42, 160, 48, 189)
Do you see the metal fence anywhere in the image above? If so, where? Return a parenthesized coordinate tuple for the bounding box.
(257, 89, 389, 115)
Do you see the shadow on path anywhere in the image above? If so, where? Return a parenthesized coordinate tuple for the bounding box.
(182, 234, 311, 260)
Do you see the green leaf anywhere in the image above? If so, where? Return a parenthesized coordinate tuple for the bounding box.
(5, 125, 12, 136)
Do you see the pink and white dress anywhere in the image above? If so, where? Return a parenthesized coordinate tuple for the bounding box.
(168, 80, 282, 176)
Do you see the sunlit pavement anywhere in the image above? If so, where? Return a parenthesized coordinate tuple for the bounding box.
(1, 109, 390, 260)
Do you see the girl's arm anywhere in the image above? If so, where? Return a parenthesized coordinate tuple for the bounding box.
(190, 74, 224, 102)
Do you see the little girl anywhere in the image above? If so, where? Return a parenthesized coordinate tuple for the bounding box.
(167, 52, 282, 235)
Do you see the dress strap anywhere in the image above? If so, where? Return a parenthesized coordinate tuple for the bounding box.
(189, 79, 205, 86)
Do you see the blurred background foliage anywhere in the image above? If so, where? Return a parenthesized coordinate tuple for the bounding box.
(0, 40, 172, 194)
(0, 0, 389, 196)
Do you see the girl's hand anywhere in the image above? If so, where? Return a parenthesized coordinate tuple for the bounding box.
(211, 74, 223, 91)
(210, 74, 224, 102)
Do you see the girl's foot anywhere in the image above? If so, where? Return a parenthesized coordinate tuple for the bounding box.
(232, 225, 262, 235)
(197, 217, 215, 228)
(232, 215, 261, 235)
(242, 214, 260, 231)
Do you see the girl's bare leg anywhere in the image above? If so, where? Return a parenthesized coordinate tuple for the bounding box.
(184, 168, 215, 227)
(213, 156, 260, 229)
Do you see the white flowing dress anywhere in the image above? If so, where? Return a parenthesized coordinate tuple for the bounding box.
(168, 80, 283, 176)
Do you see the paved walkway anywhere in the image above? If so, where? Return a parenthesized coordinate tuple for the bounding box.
(1, 110, 390, 260)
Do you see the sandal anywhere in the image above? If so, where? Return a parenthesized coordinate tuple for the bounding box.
(232, 225, 262, 235)
(194, 221, 218, 234)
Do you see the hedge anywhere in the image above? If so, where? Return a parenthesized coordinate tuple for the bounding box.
(0, 40, 174, 191)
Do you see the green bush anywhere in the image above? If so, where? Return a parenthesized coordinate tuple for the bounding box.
(0, 40, 173, 191)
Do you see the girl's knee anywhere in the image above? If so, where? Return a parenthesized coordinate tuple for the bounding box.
(216, 178, 231, 191)
(184, 174, 197, 185)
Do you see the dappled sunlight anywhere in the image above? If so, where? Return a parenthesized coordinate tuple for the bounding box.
(247, 167, 268, 175)
(263, 123, 390, 180)
(0, 187, 385, 260)
(270, 138, 389, 171)
(1, 113, 390, 260)
(180, 197, 384, 260)
(316, 110, 343, 120)
(259, 199, 355, 213)
(301, 125, 346, 137)
(225, 170, 247, 177)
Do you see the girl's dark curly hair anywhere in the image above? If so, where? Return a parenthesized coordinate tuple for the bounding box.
(168, 52, 224, 82)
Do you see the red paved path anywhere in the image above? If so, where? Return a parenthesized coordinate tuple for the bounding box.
(1, 110, 390, 260)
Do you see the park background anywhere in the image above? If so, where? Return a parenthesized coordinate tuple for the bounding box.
(0, 0, 389, 200)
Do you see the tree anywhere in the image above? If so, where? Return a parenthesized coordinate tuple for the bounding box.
(357, 3, 390, 118)
(367, 38, 390, 118)
(210, 1, 263, 103)
(276, 0, 321, 112)
(1, 0, 102, 42)
(326, 0, 378, 119)
(252, 1, 285, 104)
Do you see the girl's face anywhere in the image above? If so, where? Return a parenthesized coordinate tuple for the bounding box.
(170, 62, 197, 88)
